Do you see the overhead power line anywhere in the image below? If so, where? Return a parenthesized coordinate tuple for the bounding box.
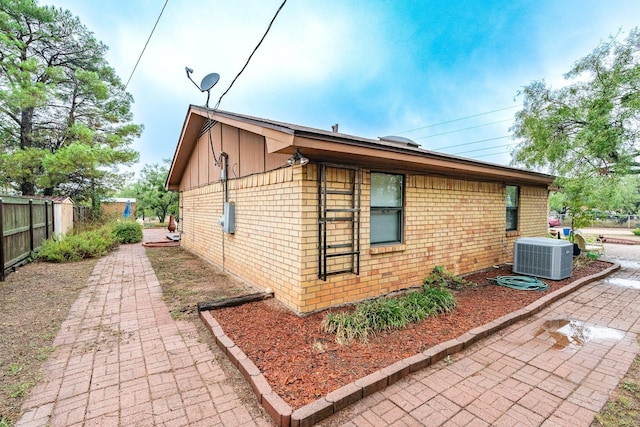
(395, 105, 520, 135)
(414, 118, 512, 140)
(125, 0, 169, 90)
(471, 150, 514, 160)
(451, 143, 515, 156)
(430, 135, 510, 151)
(214, 0, 288, 110)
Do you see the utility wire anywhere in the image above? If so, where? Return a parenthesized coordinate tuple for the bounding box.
(470, 150, 514, 160)
(451, 143, 515, 156)
(124, 0, 169, 90)
(395, 105, 520, 134)
(414, 118, 512, 140)
(213, 0, 288, 110)
(430, 135, 510, 151)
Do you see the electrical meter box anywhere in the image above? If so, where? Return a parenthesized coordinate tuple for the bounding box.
(220, 201, 235, 234)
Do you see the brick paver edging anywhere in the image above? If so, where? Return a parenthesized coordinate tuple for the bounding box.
(200, 262, 620, 427)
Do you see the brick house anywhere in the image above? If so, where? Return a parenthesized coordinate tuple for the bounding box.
(166, 106, 554, 314)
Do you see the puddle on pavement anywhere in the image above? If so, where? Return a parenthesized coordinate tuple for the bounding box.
(536, 319, 625, 352)
(605, 277, 640, 289)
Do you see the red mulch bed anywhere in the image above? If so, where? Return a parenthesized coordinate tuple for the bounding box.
(212, 261, 612, 409)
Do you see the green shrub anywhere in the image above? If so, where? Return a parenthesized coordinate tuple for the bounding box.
(424, 265, 475, 290)
(321, 278, 457, 345)
(112, 220, 143, 243)
(633, 228, 640, 236)
(36, 224, 118, 262)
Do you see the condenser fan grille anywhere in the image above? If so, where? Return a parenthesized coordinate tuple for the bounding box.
(513, 237, 572, 280)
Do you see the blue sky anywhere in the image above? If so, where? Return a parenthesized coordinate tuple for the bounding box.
(44, 0, 640, 177)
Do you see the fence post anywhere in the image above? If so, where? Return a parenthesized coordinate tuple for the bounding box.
(49, 200, 54, 237)
(45, 200, 50, 239)
(0, 198, 4, 281)
(29, 199, 34, 252)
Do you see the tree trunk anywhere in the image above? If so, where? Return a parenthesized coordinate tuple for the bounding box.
(20, 107, 34, 149)
(18, 107, 36, 195)
(20, 181, 36, 196)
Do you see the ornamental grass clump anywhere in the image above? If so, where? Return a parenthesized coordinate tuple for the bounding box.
(321, 270, 457, 345)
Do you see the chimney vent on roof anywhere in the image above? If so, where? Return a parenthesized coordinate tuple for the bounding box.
(331, 123, 339, 133)
(378, 135, 420, 148)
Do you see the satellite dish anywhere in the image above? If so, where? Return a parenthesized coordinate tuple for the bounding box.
(185, 66, 220, 108)
(200, 73, 220, 92)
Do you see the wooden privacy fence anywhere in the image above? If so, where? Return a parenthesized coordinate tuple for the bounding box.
(0, 197, 54, 280)
(73, 205, 92, 223)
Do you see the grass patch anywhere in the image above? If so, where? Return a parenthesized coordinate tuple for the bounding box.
(321, 268, 457, 345)
(593, 353, 640, 426)
(145, 246, 255, 322)
(7, 381, 35, 398)
(6, 363, 23, 376)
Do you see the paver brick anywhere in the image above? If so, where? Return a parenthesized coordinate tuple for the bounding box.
(14, 231, 640, 427)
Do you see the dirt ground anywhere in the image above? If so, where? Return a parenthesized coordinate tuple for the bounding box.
(0, 259, 96, 426)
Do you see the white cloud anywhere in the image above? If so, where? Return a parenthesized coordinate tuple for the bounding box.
(37, 0, 640, 172)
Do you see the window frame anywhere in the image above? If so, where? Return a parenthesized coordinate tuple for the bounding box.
(505, 185, 519, 232)
(370, 172, 404, 245)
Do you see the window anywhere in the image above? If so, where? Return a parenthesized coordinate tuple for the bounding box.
(506, 185, 519, 231)
(370, 173, 403, 244)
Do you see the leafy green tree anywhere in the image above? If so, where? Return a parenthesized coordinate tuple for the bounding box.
(511, 28, 640, 227)
(599, 175, 640, 215)
(0, 0, 141, 200)
(120, 160, 177, 223)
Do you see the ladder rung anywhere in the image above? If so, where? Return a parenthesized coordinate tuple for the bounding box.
(324, 243, 352, 249)
(319, 217, 355, 223)
(326, 208, 360, 213)
(326, 251, 360, 258)
(325, 190, 354, 195)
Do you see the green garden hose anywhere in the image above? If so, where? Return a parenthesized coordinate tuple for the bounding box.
(487, 276, 549, 291)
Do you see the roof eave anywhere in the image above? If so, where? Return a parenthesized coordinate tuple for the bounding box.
(166, 107, 555, 190)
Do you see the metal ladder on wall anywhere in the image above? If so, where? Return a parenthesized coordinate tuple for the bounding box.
(318, 163, 361, 281)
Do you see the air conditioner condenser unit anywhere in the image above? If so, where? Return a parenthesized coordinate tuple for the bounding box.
(513, 237, 572, 280)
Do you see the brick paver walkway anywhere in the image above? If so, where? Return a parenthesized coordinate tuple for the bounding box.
(320, 244, 640, 426)
(16, 230, 271, 427)
(15, 229, 640, 427)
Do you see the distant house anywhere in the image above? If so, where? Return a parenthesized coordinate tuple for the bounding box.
(101, 198, 136, 219)
(166, 107, 554, 314)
